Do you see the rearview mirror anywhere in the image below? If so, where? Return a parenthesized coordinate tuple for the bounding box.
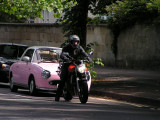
(88, 51, 93, 56)
(22, 56, 30, 62)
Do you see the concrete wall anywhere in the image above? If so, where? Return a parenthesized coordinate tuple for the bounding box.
(87, 25, 115, 66)
(117, 24, 160, 69)
(0, 23, 159, 69)
(0, 23, 64, 47)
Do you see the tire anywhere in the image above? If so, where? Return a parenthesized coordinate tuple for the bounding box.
(63, 82, 72, 101)
(79, 81, 88, 104)
(29, 78, 37, 95)
(10, 76, 18, 92)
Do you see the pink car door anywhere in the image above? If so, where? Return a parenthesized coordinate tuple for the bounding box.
(16, 61, 30, 85)
(17, 49, 34, 85)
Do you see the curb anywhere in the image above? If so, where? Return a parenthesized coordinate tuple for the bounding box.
(91, 90, 160, 108)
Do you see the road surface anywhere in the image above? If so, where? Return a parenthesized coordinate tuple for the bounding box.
(0, 83, 160, 120)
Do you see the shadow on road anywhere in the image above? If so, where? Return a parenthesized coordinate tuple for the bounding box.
(0, 83, 56, 97)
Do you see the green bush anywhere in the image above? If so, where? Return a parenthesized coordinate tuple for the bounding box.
(85, 42, 104, 78)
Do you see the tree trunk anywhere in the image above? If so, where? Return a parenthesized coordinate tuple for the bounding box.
(77, 0, 89, 48)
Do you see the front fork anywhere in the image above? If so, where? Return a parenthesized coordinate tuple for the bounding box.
(76, 71, 89, 93)
(76, 77, 80, 93)
(75, 68, 81, 93)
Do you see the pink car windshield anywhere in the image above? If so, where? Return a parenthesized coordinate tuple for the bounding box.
(37, 49, 59, 63)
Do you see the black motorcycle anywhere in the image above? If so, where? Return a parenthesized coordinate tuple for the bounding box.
(58, 52, 92, 104)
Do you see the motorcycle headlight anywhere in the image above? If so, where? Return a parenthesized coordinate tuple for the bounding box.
(77, 64, 87, 73)
(41, 70, 51, 79)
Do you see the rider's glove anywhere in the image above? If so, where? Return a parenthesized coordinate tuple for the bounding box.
(65, 58, 70, 63)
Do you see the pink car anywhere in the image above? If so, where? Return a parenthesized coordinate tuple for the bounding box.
(9, 46, 62, 95)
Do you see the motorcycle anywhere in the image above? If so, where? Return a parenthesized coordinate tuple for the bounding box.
(57, 52, 92, 104)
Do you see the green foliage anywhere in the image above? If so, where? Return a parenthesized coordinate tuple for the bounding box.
(106, 0, 159, 28)
(85, 42, 98, 53)
(85, 42, 104, 78)
(0, 0, 63, 22)
(87, 58, 104, 78)
(89, 0, 117, 15)
(147, 0, 160, 12)
(88, 0, 118, 24)
(88, 17, 108, 24)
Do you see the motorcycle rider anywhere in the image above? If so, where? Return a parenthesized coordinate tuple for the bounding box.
(55, 35, 92, 101)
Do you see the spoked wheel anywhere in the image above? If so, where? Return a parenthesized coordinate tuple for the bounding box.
(29, 78, 37, 95)
(79, 81, 88, 104)
(10, 75, 18, 92)
(63, 82, 72, 101)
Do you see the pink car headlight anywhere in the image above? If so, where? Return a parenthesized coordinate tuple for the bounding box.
(41, 70, 51, 79)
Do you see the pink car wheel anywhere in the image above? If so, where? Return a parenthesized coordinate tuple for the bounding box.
(29, 78, 37, 95)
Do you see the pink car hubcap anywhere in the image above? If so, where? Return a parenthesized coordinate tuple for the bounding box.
(30, 81, 34, 93)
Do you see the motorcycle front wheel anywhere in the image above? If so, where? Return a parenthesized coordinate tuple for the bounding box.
(79, 81, 88, 104)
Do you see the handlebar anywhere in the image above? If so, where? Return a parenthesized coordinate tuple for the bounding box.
(60, 59, 90, 64)
(61, 52, 91, 64)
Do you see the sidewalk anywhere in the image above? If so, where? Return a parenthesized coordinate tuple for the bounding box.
(90, 67, 160, 108)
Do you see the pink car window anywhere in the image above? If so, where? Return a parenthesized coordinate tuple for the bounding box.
(38, 49, 58, 63)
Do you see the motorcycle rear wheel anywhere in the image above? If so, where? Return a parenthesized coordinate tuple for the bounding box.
(79, 81, 88, 104)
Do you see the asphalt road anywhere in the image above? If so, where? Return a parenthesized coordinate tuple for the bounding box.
(0, 83, 160, 120)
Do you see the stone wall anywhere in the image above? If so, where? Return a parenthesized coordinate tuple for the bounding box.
(0, 23, 159, 69)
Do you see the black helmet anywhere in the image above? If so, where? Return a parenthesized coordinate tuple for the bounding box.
(70, 35, 80, 43)
(69, 35, 80, 48)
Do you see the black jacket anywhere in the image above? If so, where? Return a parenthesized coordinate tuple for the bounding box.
(60, 44, 89, 61)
